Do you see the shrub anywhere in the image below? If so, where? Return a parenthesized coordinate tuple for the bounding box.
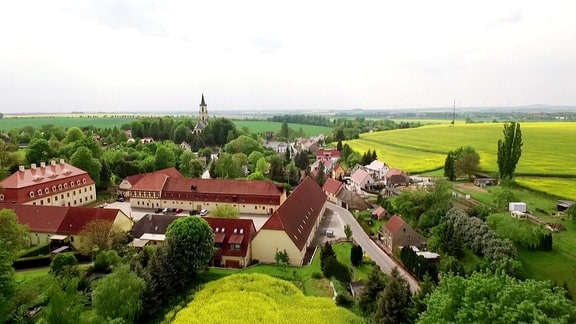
(13, 255, 52, 269)
(50, 252, 78, 277)
(336, 293, 354, 308)
(94, 250, 121, 273)
(359, 221, 374, 236)
(323, 256, 352, 283)
(350, 244, 363, 267)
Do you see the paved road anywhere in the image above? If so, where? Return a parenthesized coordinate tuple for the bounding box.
(326, 203, 420, 293)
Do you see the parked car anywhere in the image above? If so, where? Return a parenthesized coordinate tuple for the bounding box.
(199, 209, 208, 216)
(162, 208, 169, 213)
(155, 208, 163, 213)
(189, 210, 199, 215)
(116, 196, 125, 202)
(175, 208, 183, 213)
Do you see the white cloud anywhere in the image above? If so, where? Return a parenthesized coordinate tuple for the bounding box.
(0, 0, 575, 113)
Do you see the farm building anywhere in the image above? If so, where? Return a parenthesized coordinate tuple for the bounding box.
(509, 202, 527, 213)
(379, 215, 425, 254)
(118, 167, 183, 197)
(2, 203, 132, 250)
(474, 177, 498, 187)
(385, 168, 410, 187)
(0, 160, 96, 207)
(252, 177, 327, 266)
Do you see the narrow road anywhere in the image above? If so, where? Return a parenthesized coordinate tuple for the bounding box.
(326, 203, 420, 293)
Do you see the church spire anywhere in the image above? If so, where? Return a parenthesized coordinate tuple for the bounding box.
(200, 93, 206, 107)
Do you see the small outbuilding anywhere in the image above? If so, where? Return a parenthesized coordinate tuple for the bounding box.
(557, 200, 574, 212)
(509, 202, 527, 213)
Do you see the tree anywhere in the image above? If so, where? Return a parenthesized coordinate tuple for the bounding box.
(336, 140, 343, 151)
(93, 250, 122, 273)
(0, 209, 28, 321)
(497, 122, 523, 180)
(70, 146, 102, 185)
(493, 185, 517, 209)
(419, 272, 576, 324)
(274, 249, 290, 268)
(92, 265, 146, 323)
(78, 219, 125, 255)
(280, 121, 290, 139)
(165, 217, 214, 275)
(350, 244, 363, 267)
(25, 138, 53, 165)
(49, 252, 78, 277)
(224, 135, 263, 156)
(173, 124, 189, 144)
(455, 146, 480, 181)
(40, 278, 85, 324)
(373, 267, 412, 324)
(344, 224, 352, 241)
(314, 161, 327, 186)
(62, 127, 85, 144)
(359, 266, 388, 314)
(320, 242, 336, 272)
(443, 151, 457, 181)
(567, 204, 576, 223)
(154, 145, 176, 170)
(210, 204, 240, 218)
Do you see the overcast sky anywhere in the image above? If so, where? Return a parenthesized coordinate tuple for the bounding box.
(1, 0, 575, 113)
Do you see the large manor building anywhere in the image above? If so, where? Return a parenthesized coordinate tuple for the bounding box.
(0, 160, 96, 207)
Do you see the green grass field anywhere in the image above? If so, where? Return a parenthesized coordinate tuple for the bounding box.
(0, 116, 136, 131)
(232, 120, 331, 137)
(345, 121, 576, 199)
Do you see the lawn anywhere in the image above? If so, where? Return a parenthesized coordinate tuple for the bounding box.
(232, 120, 332, 137)
(14, 267, 50, 283)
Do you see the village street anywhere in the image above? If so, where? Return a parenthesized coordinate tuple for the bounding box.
(325, 203, 420, 293)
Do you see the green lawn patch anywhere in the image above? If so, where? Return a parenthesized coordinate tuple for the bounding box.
(232, 120, 332, 137)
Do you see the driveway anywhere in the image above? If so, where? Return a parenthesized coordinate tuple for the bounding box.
(326, 203, 420, 293)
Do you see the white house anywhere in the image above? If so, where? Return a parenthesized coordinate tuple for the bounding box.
(349, 169, 375, 193)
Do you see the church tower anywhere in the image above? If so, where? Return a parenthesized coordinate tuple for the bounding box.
(193, 94, 209, 134)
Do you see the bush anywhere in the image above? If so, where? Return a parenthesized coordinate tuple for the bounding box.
(323, 256, 352, 283)
(359, 221, 374, 236)
(311, 272, 322, 279)
(336, 293, 354, 308)
(13, 255, 52, 270)
(350, 245, 363, 267)
(94, 250, 121, 273)
(50, 252, 78, 277)
(18, 244, 51, 258)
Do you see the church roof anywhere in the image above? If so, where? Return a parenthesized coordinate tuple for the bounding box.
(200, 93, 206, 106)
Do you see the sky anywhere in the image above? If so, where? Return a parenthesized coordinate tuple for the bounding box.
(1, 0, 575, 113)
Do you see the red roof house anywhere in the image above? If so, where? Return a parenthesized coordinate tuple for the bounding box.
(0, 160, 96, 207)
(379, 215, 425, 254)
(252, 177, 327, 266)
(323, 178, 343, 204)
(203, 217, 257, 268)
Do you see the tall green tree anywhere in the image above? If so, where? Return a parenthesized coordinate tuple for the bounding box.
(455, 146, 480, 181)
(165, 217, 214, 276)
(70, 146, 102, 185)
(373, 267, 412, 324)
(40, 278, 85, 324)
(92, 265, 146, 323)
(154, 145, 176, 170)
(443, 151, 457, 181)
(280, 121, 290, 139)
(26, 138, 53, 165)
(418, 272, 576, 323)
(497, 122, 523, 180)
(359, 266, 388, 315)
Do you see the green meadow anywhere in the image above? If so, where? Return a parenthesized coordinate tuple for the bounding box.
(345, 121, 576, 199)
(0, 116, 136, 131)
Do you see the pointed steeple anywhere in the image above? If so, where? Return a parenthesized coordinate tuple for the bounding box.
(200, 93, 206, 107)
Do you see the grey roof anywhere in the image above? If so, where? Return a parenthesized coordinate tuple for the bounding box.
(130, 214, 181, 238)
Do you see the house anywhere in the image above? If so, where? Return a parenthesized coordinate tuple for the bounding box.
(315, 149, 340, 165)
(310, 159, 333, 175)
(0, 160, 97, 207)
(180, 141, 192, 151)
(204, 217, 257, 268)
(130, 177, 286, 215)
(379, 215, 425, 254)
(118, 168, 183, 198)
(129, 214, 182, 247)
(364, 160, 389, 180)
(336, 187, 370, 211)
(349, 169, 375, 193)
(372, 206, 388, 220)
(323, 178, 343, 204)
(385, 168, 410, 187)
(332, 164, 347, 181)
(252, 177, 327, 266)
(4, 203, 132, 250)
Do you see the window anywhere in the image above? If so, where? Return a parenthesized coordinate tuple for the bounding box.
(73, 190, 76, 195)
(215, 243, 222, 249)
(82, 178, 86, 184)
(45, 188, 49, 194)
(40, 200, 44, 205)
(37, 189, 42, 196)
(63, 183, 67, 189)
(55, 196, 58, 201)
(52, 186, 56, 192)
(84, 188, 87, 193)
(58, 184, 62, 190)
(77, 180, 80, 185)
(70, 181, 75, 187)
(230, 244, 241, 251)
(70, 236, 75, 242)
(80, 198, 83, 203)
(67, 193, 70, 197)
(0, 194, 3, 201)
(47, 198, 51, 203)
(61, 194, 64, 199)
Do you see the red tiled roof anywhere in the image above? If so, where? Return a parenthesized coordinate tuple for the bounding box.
(3, 204, 69, 233)
(125, 168, 183, 188)
(384, 215, 405, 234)
(161, 178, 284, 206)
(131, 173, 169, 192)
(315, 149, 340, 159)
(203, 217, 257, 258)
(386, 168, 404, 178)
(323, 178, 343, 195)
(0, 162, 95, 203)
(58, 207, 123, 235)
(3, 203, 126, 236)
(260, 177, 327, 250)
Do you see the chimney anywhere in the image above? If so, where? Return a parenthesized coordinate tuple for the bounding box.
(59, 159, 65, 164)
(31, 163, 36, 169)
(50, 160, 56, 166)
(19, 165, 25, 172)
(40, 162, 46, 168)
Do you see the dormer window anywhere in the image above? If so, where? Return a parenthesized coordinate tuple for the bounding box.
(30, 191, 35, 198)
(76, 180, 81, 185)
(0, 194, 4, 201)
(82, 178, 86, 184)
(37, 189, 42, 196)
(63, 183, 67, 189)
(70, 181, 75, 187)
(52, 186, 57, 192)
(58, 184, 62, 190)
(233, 228, 238, 234)
(45, 188, 50, 194)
